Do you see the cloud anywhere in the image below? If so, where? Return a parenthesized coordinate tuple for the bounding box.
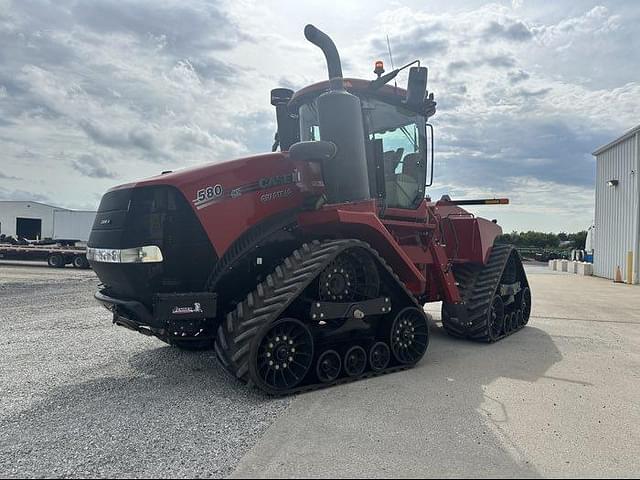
(0, 172, 20, 180)
(72, 154, 118, 179)
(508, 69, 530, 84)
(483, 19, 534, 42)
(447, 55, 516, 75)
(0, 187, 51, 203)
(370, 25, 449, 63)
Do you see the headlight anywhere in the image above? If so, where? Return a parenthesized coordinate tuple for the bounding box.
(86, 246, 163, 263)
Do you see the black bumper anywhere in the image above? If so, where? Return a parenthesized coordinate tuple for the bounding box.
(95, 289, 218, 334)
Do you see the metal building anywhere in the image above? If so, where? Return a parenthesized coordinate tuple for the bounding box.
(0, 201, 96, 242)
(592, 124, 640, 284)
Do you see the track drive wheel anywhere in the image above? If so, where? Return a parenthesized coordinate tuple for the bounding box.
(390, 307, 429, 365)
(318, 249, 380, 302)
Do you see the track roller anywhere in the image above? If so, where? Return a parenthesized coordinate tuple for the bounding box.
(344, 346, 367, 377)
(316, 350, 341, 383)
(369, 342, 390, 371)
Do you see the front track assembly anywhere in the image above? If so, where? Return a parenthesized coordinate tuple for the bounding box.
(442, 244, 531, 342)
(215, 239, 429, 395)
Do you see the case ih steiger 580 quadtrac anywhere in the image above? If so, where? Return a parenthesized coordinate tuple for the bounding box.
(87, 25, 531, 395)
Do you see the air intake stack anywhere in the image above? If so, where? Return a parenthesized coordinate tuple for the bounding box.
(304, 25, 370, 203)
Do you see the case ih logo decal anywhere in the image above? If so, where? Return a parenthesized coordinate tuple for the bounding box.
(259, 171, 298, 189)
(172, 302, 203, 315)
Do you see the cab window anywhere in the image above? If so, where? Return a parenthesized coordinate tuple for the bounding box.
(363, 99, 427, 209)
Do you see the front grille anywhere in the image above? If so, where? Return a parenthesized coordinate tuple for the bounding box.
(89, 185, 217, 306)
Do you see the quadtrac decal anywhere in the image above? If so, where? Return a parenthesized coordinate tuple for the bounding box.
(260, 188, 293, 203)
(192, 170, 301, 210)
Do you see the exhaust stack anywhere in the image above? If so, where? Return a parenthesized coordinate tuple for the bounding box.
(304, 24, 370, 204)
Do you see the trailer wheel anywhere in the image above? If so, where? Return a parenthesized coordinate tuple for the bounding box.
(47, 254, 65, 268)
(72, 255, 89, 269)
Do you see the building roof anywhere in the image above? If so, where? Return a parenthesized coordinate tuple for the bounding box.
(0, 200, 70, 211)
(593, 123, 640, 156)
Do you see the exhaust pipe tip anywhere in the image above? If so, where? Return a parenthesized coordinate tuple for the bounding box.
(303, 24, 319, 43)
(304, 24, 343, 89)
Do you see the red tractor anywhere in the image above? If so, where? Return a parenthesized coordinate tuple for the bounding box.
(87, 25, 531, 395)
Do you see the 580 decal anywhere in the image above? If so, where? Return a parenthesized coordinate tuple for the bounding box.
(193, 184, 223, 209)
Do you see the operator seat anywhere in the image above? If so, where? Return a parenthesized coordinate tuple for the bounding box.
(383, 148, 404, 206)
(394, 153, 422, 207)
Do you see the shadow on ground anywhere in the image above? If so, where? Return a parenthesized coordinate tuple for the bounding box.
(230, 321, 563, 478)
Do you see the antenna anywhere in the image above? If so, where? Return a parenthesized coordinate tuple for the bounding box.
(386, 35, 395, 70)
(386, 35, 397, 88)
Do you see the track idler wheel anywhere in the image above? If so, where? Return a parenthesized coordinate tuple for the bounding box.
(390, 307, 429, 365)
(254, 318, 314, 393)
(369, 342, 390, 372)
(520, 287, 532, 325)
(344, 346, 367, 377)
(488, 295, 505, 341)
(316, 350, 341, 383)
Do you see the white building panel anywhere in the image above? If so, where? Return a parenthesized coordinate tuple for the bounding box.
(53, 210, 97, 241)
(593, 127, 639, 283)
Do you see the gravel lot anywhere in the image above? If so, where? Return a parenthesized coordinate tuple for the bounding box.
(0, 261, 288, 478)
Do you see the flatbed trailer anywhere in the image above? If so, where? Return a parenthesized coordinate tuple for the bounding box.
(0, 243, 90, 269)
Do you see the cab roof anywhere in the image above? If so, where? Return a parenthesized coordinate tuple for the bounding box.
(289, 78, 437, 118)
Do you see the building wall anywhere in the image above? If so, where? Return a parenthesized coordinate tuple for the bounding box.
(593, 133, 640, 283)
(0, 201, 61, 239)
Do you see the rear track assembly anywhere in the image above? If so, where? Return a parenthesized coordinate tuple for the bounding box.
(442, 244, 531, 342)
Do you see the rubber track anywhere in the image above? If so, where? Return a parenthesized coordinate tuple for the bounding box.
(443, 244, 529, 342)
(214, 238, 422, 395)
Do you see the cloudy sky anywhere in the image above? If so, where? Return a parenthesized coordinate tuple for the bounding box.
(1, 0, 638, 232)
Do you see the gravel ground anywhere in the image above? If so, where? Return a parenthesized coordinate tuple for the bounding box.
(0, 262, 289, 478)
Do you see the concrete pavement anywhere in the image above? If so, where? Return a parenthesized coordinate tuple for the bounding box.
(231, 272, 640, 478)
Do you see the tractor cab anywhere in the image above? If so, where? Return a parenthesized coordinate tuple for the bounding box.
(274, 74, 436, 211)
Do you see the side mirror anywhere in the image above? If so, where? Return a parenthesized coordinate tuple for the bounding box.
(406, 67, 428, 109)
(270, 88, 299, 151)
(288, 141, 337, 163)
